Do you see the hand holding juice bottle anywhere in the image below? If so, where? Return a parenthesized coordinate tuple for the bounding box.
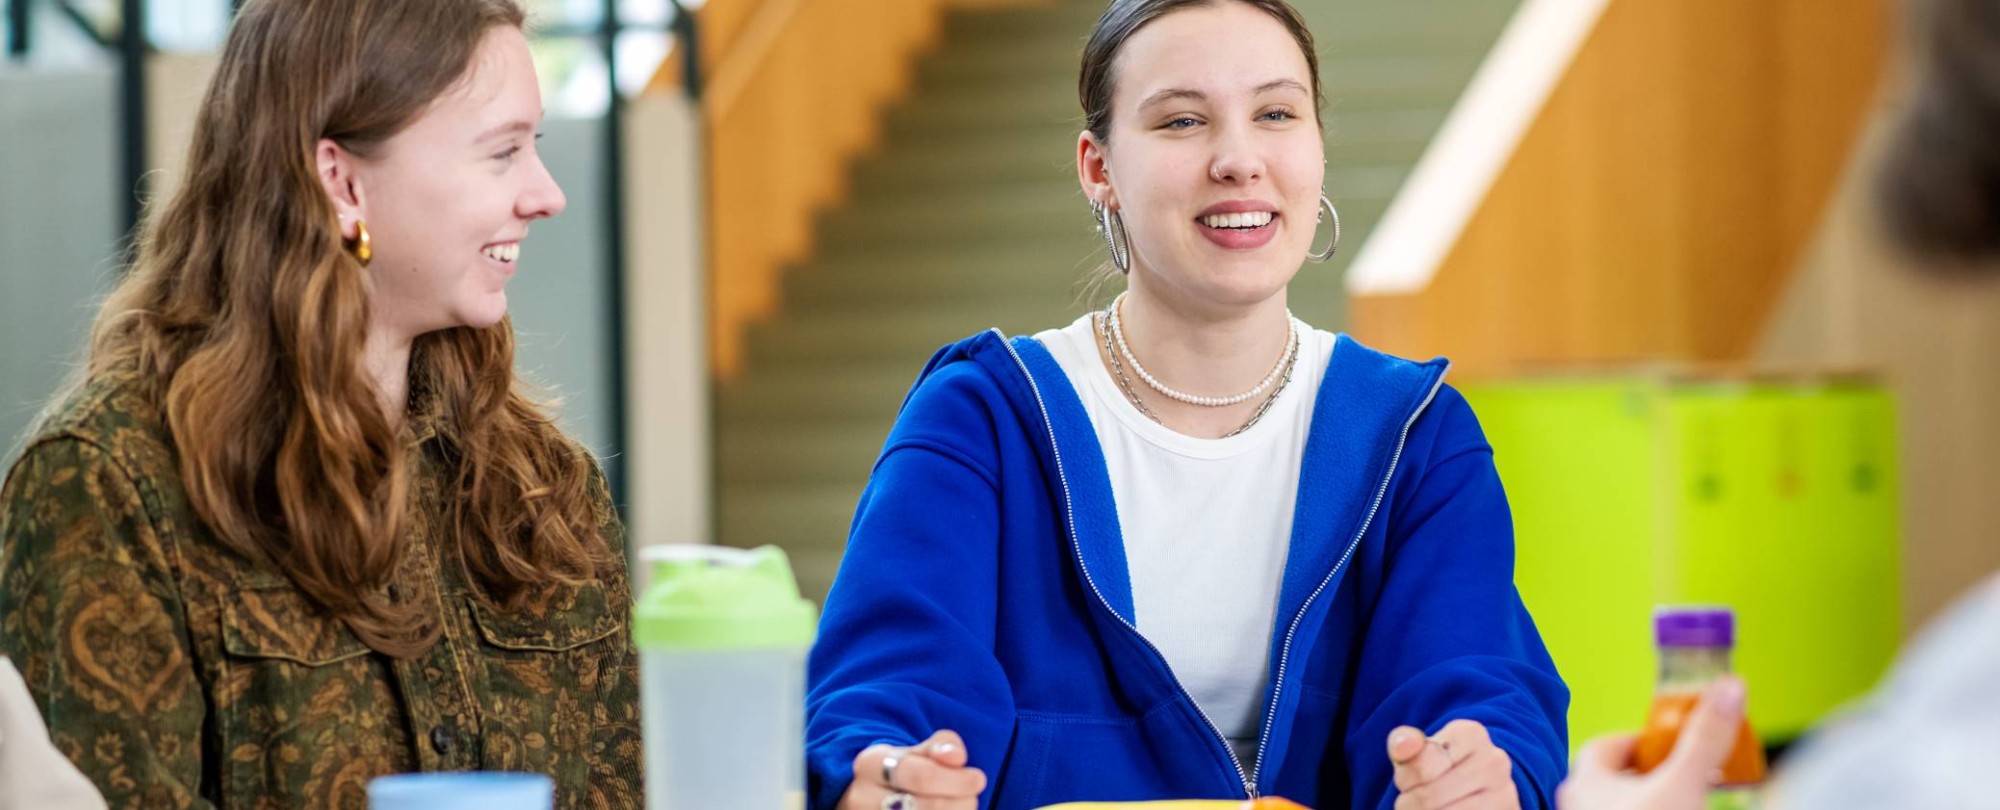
(1555, 607, 1766, 810)
(1562, 676, 1751, 810)
(1631, 608, 1767, 792)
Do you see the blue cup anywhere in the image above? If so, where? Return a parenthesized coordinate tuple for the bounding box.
(367, 772, 553, 810)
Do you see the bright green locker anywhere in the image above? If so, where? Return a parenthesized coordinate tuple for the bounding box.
(1462, 376, 1900, 747)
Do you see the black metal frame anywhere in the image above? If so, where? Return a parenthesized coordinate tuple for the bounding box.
(5, 0, 27, 58)
(55, 0, 110, 47)
(1, 0, 151, 236)
(672, 2, 699, 102)
(600, 0, 631, 502)
(118, 0, 146, 236)
(591, 0, 701, 504)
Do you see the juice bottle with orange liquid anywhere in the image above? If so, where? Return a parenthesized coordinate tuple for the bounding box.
(1631, 607, 1766, 810)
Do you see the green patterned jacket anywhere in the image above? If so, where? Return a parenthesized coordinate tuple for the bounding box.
(0, 370, 643, 809)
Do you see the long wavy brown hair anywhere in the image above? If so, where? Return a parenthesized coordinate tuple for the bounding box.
(82, 0, 612, 657)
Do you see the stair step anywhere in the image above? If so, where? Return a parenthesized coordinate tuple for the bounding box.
(718, 362, 927, 424)
(776, 260, 1100, 313)
(813, 192, 1393, 255)
(717, 484, 865, 545)
(792, 230, 1101, 273)
(836, 178, 1079, 221)
(1326, 106, 1455, 148)
(844, 139, 1433, 215)
(821, 192, 1086, 240)
(915, 48, 1082, 91)
(938, 0, 1109, 43)
(772, 209, 1386, 323)
(716, 510, 879, 598)
(814, 197, 1080, 251)
(848, 147, 1093, 197)
(927, 34, 1089, 75)
(892, 84, 1079, 128)
(850, 136, 1431, 198)
(734, 308, 1084, 390)
(930, 6, 1509, 76)
(918, 48, 1487, 111)
(717, 422, 893, 487)
(880, 99, 1452, 153)
(889, 85, 1467, 144)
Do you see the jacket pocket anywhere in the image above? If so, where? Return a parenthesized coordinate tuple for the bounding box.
(996, 705, 1237, 810)
(220, 586, 370, 665)
(216, 585, 397, 809)
(463, 580, 641, 802)
(465, 579, 624, 652)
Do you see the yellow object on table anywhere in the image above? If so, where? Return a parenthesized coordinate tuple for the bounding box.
(1035, 800, 1312, 810)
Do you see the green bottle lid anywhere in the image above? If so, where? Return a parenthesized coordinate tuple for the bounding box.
(633, 544, 818, 650)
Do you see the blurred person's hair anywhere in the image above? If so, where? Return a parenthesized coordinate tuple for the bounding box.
(1079, 0, 1325, 146)
(63, 0, 611, 658)
(1877, 0, 2000, 265)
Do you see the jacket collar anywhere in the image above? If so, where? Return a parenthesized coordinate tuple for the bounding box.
(937, 328, 1448, 632)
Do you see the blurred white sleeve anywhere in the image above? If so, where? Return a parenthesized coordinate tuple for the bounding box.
(1774, 574, 2000, 810)
(0, 656, 107, 810)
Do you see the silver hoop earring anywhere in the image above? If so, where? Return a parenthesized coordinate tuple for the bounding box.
(1308, 192, 1340, 263)
(1093, 200, 1132, 274)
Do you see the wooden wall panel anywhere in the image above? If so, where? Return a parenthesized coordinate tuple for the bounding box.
(1352, 0, 1890, 379)
(664, 0, 1055, 376)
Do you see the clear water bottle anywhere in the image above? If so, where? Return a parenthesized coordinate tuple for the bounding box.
(636, 545, 817, 810)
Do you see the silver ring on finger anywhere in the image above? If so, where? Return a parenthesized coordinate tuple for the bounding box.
(881, 791, 916, 810)
(1427, 736, 1455, 764)
(881, 753, 902, 790)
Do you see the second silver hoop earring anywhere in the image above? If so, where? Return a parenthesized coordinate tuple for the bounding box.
(1093, 201, 1132, 274)
(1308, 193, 1340, 263)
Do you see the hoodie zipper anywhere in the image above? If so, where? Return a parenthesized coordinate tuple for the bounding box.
(1248, 368, 1447, 782)
(995, 331, 1259, 799)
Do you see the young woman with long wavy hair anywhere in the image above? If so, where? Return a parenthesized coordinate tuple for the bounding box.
(0, 1, 640, 806)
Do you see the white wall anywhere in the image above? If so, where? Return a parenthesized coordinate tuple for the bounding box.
(622, 93, 711, 551)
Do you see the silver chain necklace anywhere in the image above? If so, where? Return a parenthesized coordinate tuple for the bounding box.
(1106, 291, 1298, 408)
(1095, 308, 1299, 438)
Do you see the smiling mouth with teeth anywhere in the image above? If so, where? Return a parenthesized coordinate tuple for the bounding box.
(482, 243, 520, 263)
(1200, 211, 1276, 230)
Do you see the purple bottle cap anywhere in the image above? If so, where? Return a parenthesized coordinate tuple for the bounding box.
(1654, 606, 1735, 648)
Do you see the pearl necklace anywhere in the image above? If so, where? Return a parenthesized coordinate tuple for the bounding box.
(1096, 310, 1299, 438)
(1105, 291, 1298, 408)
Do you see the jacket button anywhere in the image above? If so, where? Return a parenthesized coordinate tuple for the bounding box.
(430, 725, 457, 755)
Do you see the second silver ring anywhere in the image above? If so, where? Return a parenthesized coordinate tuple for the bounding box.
(881, 753, 902, 790)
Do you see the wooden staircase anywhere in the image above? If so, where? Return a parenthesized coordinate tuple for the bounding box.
(716, 0, 1523, 601)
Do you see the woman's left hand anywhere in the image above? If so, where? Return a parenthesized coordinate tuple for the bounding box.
(1387, 719, 1520, 809)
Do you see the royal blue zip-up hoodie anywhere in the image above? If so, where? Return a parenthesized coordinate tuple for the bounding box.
(806, 329, 1568, 810)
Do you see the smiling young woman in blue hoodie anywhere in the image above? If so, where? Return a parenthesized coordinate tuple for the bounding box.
(806, 2, 1569, 809)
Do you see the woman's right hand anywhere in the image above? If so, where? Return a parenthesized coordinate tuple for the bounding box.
(841, 729, 989, 810)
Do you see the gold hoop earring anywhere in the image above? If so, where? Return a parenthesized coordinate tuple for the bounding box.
(344, 220, 373, 267)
